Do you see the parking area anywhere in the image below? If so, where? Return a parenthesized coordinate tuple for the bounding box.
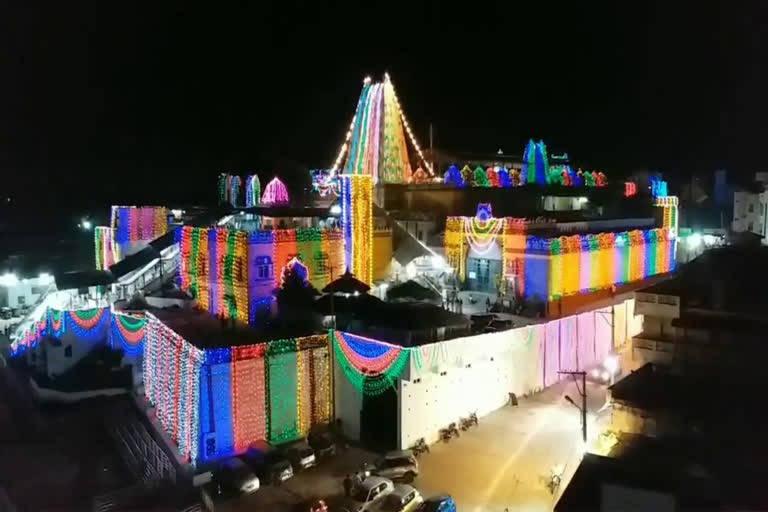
(210, 378, 608, 512)
(212, 445, 375, 511)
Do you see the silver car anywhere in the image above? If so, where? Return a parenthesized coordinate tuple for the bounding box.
(344, 476, 395, 512)
(373, 484, 423, 512)
(372, 450, 419, 483)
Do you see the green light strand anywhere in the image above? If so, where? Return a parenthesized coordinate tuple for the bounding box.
(189, 229, 200, 300)
(331, 331, 410, 396)
(224, 231, 236, 318)
(473, 166, 490, 187)
(75, 308, 102, 320)
(117, 314, 146, 331)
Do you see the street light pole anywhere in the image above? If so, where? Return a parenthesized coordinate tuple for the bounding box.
(560, 370, 587, 444)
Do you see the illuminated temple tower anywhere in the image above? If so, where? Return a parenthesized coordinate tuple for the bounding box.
(329, 74, 434, 285)
(332, 74, 433, 184)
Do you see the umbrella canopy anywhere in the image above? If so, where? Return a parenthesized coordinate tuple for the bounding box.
(386, 280, 441, 302)
(322, 269, 371, 294)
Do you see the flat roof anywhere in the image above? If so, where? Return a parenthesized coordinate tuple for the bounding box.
(610, 364, 768, 423)
(639, 277, 681, 295)
(149, 306, 315, 350)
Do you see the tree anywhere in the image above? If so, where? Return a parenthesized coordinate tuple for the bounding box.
(275, 258, 319, 335)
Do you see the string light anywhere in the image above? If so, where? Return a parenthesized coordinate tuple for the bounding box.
(245, 174, 261, 207)
(387, 75, 433, 176)
(331, 74, 431, 181)
(443, 164, 465, 188)
(446, 204, 674, 301)
(331, 331, 410, 395)
(340, 175, 373, 285)
(262, 177, 290, 204)
(94, 226, 116, 270)
(112, 206, 168, 245)
(310, 169, 340, 196)
(473, 166, 490, 187)
(110, 311, 146, 356)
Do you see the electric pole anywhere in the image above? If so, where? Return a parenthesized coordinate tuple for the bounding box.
(560, 370, 587, 444)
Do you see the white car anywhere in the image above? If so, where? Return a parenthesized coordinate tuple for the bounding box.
(218, 457, 260, 494)
(373, 484, 423, 512)
(344, 476, 395, 512)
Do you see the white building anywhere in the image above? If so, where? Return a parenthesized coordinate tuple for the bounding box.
(0, 273, 56, 310)
(732, 173, 768, 242)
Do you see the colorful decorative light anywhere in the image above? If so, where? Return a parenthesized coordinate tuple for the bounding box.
(443, 164, 465, 188)
(331, 331, 410, 395)
(473, 166, 490, 187)
(340, 175, 373, 285)
(310, 169, 340, 197)
(94, 226, 117, 270)
(110, 311, 146, 356)
(142, 313, 203, 464)
(445, 217, 466, 281)
(262, 177, 290, 204)
(411, 167, 430, 184)
(245, 174, 261, 207)
(111, 206, 168, 245)
(522, 139, 548, 185)
(334, 74, 431, 181)
(625, 182, 637, 197)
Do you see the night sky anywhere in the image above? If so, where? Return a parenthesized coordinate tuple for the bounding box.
(2, 3, 766, 206)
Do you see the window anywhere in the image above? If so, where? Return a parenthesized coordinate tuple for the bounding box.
(749, 203, 754, 213)
(64, 345, 72, 358)
(316, 253, 327, 274)
(748, 222, 754, 232)
(254, 256, 273, 280)
(16, 296, 26, 305)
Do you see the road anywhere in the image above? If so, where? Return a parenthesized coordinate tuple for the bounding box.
(412, 378, 608, 512)
(215, 377, 609, 512)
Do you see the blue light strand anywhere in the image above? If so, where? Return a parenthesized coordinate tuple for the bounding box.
(341, 332, 393, 359)
(64, 310, 109, 341)
(109, 320, 144, 356)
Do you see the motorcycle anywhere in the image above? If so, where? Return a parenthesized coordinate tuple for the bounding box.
(546, 465, 564, 495)
(411, 437, 429, 456)
(440, 422, 460, 442)
(460, 412, 479, 431)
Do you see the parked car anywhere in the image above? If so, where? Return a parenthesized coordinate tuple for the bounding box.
(343, 476, 395, 512)
(0, 307, 12, 320)
(373, 484, 423, 512)
(371, 450, 419, 483)
(243, 443, 293, 485)
(418, 495, 456, 512)
(216, 457, 260, 495)
(308, 429, 336, 458)
(284, 441, 316, 471)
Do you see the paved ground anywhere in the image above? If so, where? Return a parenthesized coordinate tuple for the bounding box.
(215, 377, 609, 512)
(412, 378, 608, 512)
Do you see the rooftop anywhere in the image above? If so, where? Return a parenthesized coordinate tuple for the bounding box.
(639, 277, 681, 296)
(557, 432, 768, 511)
(149, 306, 314, 350)
(609, 364, 768, 426)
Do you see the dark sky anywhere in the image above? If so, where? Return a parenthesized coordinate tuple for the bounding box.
(1, 3, 766, 206)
